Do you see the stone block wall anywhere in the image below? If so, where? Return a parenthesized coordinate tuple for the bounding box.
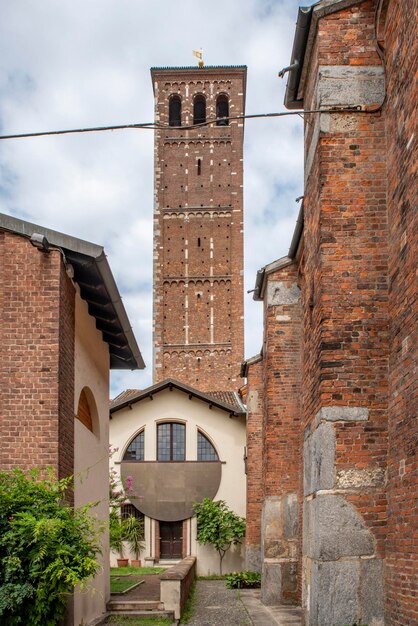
(0, 232, 75, 478)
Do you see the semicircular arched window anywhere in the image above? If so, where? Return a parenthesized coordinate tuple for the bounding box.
(197, 431, 219, 461)
(169, 95, 182, 127)
(193, 95, 206, 125)
(123, 430, 145, 461)
(216, 94, 229, 126)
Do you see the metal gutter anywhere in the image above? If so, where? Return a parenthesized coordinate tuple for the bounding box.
(0, 212, 144, 370)
(283, 0, 365, 109)
(283, 5, 315, 109)
(240, 353, 263, 378)
(288, 203, 304, 259)
(253, 256, 294, 301)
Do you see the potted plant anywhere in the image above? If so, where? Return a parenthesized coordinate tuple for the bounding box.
(110, 508, 129, 567)
(125, 514, 145, 567)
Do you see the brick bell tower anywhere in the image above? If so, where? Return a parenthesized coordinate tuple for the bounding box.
(151, 65, 247, 392)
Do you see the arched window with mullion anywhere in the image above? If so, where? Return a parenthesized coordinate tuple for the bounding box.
(157, 422, 185, 461)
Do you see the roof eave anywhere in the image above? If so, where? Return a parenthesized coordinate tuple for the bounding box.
(253, 256, 295, 301)
(110, 378, 245, 416)
(0, 213, 144, 370)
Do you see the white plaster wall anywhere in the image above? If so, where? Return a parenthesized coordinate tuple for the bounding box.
(73, 292, 110, 626)
(110, 387, 246, 574)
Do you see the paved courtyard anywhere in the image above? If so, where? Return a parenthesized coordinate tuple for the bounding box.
(182, 580, 302, 626)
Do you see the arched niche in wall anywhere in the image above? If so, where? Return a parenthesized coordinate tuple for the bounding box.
(76, 387, 99, 436)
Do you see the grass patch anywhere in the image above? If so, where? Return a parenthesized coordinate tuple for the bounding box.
(179, 579, 197, 624)
(105, 617, 172, 626)
(110, 566, 165, 576)
(110, 576, 143, 594)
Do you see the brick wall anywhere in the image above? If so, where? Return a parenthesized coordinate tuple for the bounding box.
(152, 67, 246, 391)
(245, 261, 302, 603)
(58, 262, 75, 480)
(244, 357, 263, 571)
(245, 1, 416, 622)
(297, 2, 389, 622)
(0, 232, 75, 478)
(383, 0, 418, 623)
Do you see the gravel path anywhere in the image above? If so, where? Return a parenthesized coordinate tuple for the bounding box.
(181, 580, 250, 626)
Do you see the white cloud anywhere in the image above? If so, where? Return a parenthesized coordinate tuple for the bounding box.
(0, 0, 304, 397)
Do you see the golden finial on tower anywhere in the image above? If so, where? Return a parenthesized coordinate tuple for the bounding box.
(192, 49, 204, 67)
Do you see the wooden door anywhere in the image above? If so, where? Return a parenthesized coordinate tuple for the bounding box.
(160, 521, 183, 559)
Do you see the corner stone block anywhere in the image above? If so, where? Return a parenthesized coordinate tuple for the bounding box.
(317, 66, 385, 108)
(261, 560, 282, 606)
(309, 560, 359, 626)
(262, 497, 283, 557)
(267, 281, 300, 306)
(360, 558, 385, 626)
(304, 422, 335, 496)
(245, 545, 262, 573)
(306, 495, 375, 561)
(284, 493, 298, 540)
(314, 405, 369, 427)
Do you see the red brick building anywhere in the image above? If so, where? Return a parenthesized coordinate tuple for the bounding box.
(243, 1, 417, 624)
(151, 65, 246, 392)
(0, 213, 144, 625)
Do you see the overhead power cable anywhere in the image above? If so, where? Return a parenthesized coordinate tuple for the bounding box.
(0, 105, 380, 141)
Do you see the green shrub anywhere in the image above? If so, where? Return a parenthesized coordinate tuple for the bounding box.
(0, 468, 103, 625)
(193, 498, 246, 575)
(225, 571, 261, 589)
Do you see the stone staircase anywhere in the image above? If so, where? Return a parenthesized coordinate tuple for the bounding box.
(107, 597, 175, 620)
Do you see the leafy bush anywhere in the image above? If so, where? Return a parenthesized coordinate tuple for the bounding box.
(0, 468, 103, 625)
(193, 498, 246, 575)
(225, 571, 261, 589)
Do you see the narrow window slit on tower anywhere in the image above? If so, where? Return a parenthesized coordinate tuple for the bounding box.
(197, 159, 201, 175)
(198, 237, 201, 247)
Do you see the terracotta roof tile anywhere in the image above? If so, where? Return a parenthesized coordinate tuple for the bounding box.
(110, 389, 140, 409)
(207, 391, 245, 413)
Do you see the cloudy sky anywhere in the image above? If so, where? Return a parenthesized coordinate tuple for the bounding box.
(0, 0, 309, 396)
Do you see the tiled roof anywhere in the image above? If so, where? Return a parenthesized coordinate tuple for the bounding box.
(109, 380, 246, 415)
(207, 391, 245, 413)
(110, 389, 140, 409)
